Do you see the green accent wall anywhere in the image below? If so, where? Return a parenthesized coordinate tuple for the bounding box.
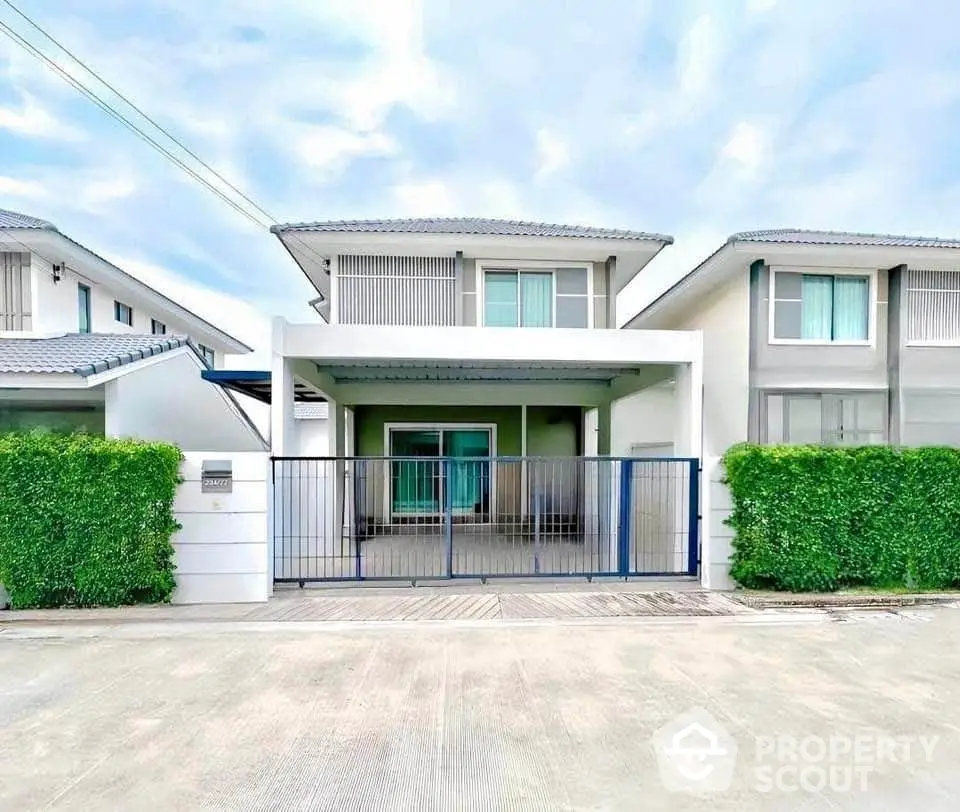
(354, 404, 584, 457)
(355, 405, 523, 456)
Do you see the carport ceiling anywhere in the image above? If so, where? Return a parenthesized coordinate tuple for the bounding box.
(317, 361, 675, 384)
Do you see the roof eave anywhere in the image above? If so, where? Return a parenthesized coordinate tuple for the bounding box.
(27, 231, 253, 354)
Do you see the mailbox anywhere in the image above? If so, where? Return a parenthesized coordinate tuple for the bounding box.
(201, 459, 233, 493)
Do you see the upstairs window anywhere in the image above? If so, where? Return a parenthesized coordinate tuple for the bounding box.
(771, 271, 870, 342)
(151, 318, 166, 335)
(114, 300, 133, 326)
(482, 266, 589, 328)
(78, 284, 91, 333)
(198, 343, 215, 366)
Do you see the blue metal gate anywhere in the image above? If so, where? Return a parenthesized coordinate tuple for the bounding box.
(271, 456, 699, 584)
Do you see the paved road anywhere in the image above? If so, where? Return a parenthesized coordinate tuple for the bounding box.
(1, 605, 958, 810)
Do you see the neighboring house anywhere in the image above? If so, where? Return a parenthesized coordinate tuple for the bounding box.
(265, 218, 704, 584)
(0, 208, 265, 451)
(625, 227, 960, 588)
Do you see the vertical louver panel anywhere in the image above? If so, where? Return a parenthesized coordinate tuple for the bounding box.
(337, 255, 456, 325)
(0, 252, 31, 331)
(906, 269, 960, 344)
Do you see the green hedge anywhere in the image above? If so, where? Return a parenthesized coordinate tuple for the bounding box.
(723, 443, 960, 592)
(0, 432, 182, 608)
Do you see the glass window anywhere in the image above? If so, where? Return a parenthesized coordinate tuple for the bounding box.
(151, 319, 166, 335)
(198, 344, 215, 366)
(483, 272, 518, 326)
(772, 272, 869, 341)
(764, 392, 886, 445)
(483, 271, 554, 327)
(78, 284, 91, 333)
(114, 300, 133, 326)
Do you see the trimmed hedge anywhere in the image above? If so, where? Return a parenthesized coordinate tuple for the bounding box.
(0, 432, 182, 608)
(724, 443, 960, 592)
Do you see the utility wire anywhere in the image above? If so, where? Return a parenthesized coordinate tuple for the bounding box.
(1, 0, 283, 229)
(0, 19, 271, 231)
(0, 3, 334, 296)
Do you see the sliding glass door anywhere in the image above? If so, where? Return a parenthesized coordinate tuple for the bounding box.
(389, 427, 492, 517)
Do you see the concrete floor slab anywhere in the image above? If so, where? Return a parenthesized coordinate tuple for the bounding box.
(2, 607, 960, 809)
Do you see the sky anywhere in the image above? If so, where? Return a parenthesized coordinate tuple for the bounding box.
(2, 0, 960, 366)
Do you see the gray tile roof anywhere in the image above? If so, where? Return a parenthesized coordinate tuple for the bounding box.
(732, 228, 960, 249)
(0, 208, 56, 230)
(273, 217, 673, 243)
(0, 333, 191, 376)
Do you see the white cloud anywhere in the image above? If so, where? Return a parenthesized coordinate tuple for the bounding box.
(0, 176, 47, 198)
(746, 0, 777, 12)
(293, 126, 397, 174)
(392, 179, 456, 216)
(676, 14, 721, 100)
(721, 122, 765, 172)
(0, 95, 83, 140)
(319, 0, 456, 131)
(81, 175, 139, 206)
(535, 128, 571, 178)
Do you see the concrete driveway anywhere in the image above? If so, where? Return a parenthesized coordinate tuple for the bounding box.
(2, 601, 959, 810)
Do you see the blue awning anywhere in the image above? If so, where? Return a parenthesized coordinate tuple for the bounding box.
(200, 369, 326, 404)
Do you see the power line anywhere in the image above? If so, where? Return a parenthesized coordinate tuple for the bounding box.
(1, 0, 282, 228)
(0, 3, 335, 293)
(0, 19, 271, 231)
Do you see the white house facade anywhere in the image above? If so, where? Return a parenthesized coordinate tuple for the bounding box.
(625, 228, 960, 588)
(0, 208, 269, 608)
(0, 207, 264, 448)
(265, 218, 707, 586)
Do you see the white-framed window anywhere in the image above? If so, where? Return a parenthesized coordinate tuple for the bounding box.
(151, 318, 166, 335)
(114, 300, 133, 326)
(905, 269, 960, 345)
(77, 284, 91, 333)
(762, 391, 886, 446)
(770, 268, 873, 344)
(479, 262, 591, 328)
(198, 343, 215, 366)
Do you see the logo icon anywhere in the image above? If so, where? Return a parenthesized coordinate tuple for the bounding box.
(652, 707, 738, 793)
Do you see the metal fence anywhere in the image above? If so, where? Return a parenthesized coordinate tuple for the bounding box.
(271, 456, 699, 583)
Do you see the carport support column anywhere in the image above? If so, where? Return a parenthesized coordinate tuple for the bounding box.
(326, 399, 347, 558)
(674, 357, 704, 580)
(673, 359, 702, 459)
(269, 321, 296, 583)
(270, 321, 296, 457)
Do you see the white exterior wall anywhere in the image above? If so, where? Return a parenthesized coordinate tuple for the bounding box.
(295, 417, 329, 456)
(675, 275, 750, 589)
(172, 452, 269, 603)
(609, 384, 676, 455)
(29, 254, 225, 366)
(104, 350, 265, 452)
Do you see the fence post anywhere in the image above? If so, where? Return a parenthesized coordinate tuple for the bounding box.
(443, 458, 453, 578)
(354, 459, 364, 580)
(687, 459, 700, 577)
(617, 459, 633, 576)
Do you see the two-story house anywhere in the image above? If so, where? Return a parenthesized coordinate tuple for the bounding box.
(625, 227, 960, 588)
(266, 218, 704, 584)
(0, 207, 265, 451)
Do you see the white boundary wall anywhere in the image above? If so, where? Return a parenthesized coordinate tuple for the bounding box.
(172, 451, 270, 604)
